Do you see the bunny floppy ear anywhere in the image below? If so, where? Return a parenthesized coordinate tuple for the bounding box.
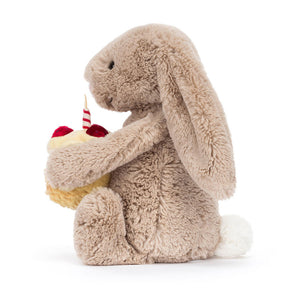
(156, 43, 236, 200)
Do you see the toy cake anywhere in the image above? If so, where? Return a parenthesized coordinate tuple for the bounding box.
(45, 97, 110, 209)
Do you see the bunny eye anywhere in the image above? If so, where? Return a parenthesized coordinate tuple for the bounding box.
(108, 61, 114, 70)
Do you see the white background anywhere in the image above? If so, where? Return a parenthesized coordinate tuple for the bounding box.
(1, 0, 299, 299)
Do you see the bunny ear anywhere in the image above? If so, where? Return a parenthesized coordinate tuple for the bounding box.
(157, 48, 236, 200)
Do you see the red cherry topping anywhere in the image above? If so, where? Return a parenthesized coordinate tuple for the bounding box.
(51, 126, 74, 138)
(86, 124, 108, 137)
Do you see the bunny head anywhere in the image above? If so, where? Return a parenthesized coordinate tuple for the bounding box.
(85, 26, 161, 112)
(85, 24, 236, 200)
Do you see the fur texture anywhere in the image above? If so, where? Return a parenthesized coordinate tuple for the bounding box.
(45, 24, 247, 265)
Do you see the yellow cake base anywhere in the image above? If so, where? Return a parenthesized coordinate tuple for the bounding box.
(46, 174, 110, 209)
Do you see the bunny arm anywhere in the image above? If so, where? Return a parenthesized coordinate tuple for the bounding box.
(46, 111, 168, 191)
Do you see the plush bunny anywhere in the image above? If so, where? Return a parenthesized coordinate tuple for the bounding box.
(46, 24, 252, 265)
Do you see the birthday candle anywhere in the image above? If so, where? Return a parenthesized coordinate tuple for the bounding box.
(83, 95, 91, 130)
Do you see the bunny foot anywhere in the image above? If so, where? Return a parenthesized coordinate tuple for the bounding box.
(74, 187, 148, 265)
(214, 215, 253, 258)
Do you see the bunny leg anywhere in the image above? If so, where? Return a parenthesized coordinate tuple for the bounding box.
(74, 187, 148, 265)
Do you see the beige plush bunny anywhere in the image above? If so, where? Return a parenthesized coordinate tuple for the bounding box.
(46, 24, 252, 265)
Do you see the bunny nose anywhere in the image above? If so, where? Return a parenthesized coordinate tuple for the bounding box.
(84, 64, 94, 82)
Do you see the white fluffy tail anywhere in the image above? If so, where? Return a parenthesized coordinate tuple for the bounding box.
(215, 215, 253, 258)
